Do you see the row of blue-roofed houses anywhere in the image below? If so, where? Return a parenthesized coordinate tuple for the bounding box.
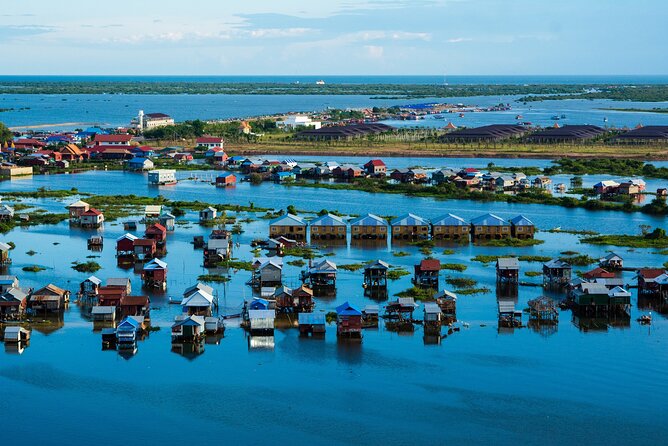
(268, 212, 535, 242)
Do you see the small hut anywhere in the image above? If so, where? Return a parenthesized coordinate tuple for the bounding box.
(527, 296, 558, 323)
(116, 317, 142, 348)
(142, 258, 168, 289)
(4, 326, 30, 343)
(498, 299, 522, 328)
(309, 213, 347, 241)
(145, 223, 167, 246)
(509, 215, 535, 239)
(28, 284, 70, 314)
(91, 305, 116, 322)
(390, 213, 430, 240)
(542, 259, 572, 287)
(302, 260, 337, 289)
(248, 310, 275, 335)
(600, 252, 623, 270)
(336, 301, 362, 339)
(637, 268, 666, 296)
(116, 233, 138, 257)
(434, 289, 457, 318)
(384, 297, 418, 321)
(363, 260, 389, 290)
(496, 257, 519, 284)
(349, 213, 388, 240)
(159, 212, 176, 231)
(171, 315, 205, 342)
(413, 259, 440, 289)
(199, 206, 217, 223)
(0, 242, 12, 265)
(423, 302, 443, 332)
(181, 286, 215, 316)
(298, 312, 326, 336)
(79, 275, 102, 301)
(362, 305, 379, 328)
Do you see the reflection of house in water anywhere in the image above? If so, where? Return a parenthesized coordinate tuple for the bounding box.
(363, 260, 388, 299)
(172, 339, 205, 359)
(248, 335, 275, 350)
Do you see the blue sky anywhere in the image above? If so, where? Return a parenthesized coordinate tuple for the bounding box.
(1, 0, 666, 75)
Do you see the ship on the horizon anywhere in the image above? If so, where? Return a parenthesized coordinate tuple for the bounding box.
(316, 80, 325, 85)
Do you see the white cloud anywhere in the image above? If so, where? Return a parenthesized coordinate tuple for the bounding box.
(365, 45, 384, 59)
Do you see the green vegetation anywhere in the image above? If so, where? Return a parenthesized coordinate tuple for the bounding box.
(22, 265, 45, 272)
(287, 259, 306, 267)
(458, 287, 491, 295)
(197, 274, 230, 283)
(26, 250, 37, 256)
(476, 238, 545, 247)
(396, 286, 436, 301)
(0, 187, 80, 199)
(519, 85, 668, 103)
(446, 277, 478, 288)
(338, 263, 367, 272)
(440, 263, 467, 272)
(71, 261, 101, 273)
(560, 254, 597, 266)
(387, 268, 410, 280)
(525, 271, 543, 277)
(392, 251, 410, 257)
(0, 121, 12, 144)
(283, 246, 318, 259)
(442, 249, 456, 255)
(472, 254, 552, 264)
(581, 228, 668, 249)
(219, 260, 254, 271)
(545, 228, 598, 235)
(544, 158, 668, 180)
(600, 107, 668, 114)
(325, 311, 338, 324)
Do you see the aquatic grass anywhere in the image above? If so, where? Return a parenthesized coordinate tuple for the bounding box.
(338, 263, 368, 272)
(560, 254, 597, 266)
(197, 274, 230, 283)
(446, 277, 478, 289)
(525, 271, 543, 277)
(442, 249, 456, 255)
(218, 260, 254, 271)
(283, 246, 318, 259)
(22, 265, 45, 272)
(440, 263, 467, 272)
(476, 238, 545, 247)
(395, 286, 436, 301)
(287, 259, 306, 267)
(457, 287, 491, 295)
(387, 268, 410, 280)
(392, 251, 410, 257)
(581, 230, 668, 249)
(71, 261, 101, 273)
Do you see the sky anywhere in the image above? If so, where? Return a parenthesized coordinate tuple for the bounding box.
(1, 0, 667, 76)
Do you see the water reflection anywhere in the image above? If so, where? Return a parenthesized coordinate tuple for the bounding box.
(171, 340, 205, 360)
(248, 335, 275, 350)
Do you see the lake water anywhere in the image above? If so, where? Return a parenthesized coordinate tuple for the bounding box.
(2, 74, 668, 130)
(1, 170, 668, 445)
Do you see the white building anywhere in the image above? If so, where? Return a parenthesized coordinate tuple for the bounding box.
(131, 110, 175, 131)
(148, 169, 177, 185)
(277, 115, 322, 130)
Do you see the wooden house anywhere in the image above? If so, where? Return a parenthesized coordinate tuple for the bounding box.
(431, 213, 469, 240)
(637, 268, 667, 296)
(363, 159, 386, 177)
(0, 242, 11, 265)
(91, 305, 116, 322)
(431, 169, 458, 185)
(67, 200, 90, 224)
(216, 172, 236, 187)
(498, 299, 522, 328)
(171, 315, 205, 342)
(120, 295, 150, 318)
(571, 283, 630, 316)
(298, 312, 326, 336)
(302, 260, 337, 289)
(97, 286, 125, 308)
(145, 223, 167, 246)
(362, 305, 380, 328)
(391, 213, 430, 240)
(384, 297, 418, 322)
(470, 213, 510, 241)
(413, 259, 440, 289)
(435, 289, 457, 318)
(142, 258, 168, 289)
(582, 267, 615, 281)
(309, 213, 347, 240)
(116, 233, 138, 257)
(252, 258, 283, 288)
(542, 259, 572, 286)
(527, 296, 558, 323)
(204, 237, 232, 266)
(247, 310, 275, 335)
(600, 252, 623, 270)
(269, 214, 307, 241)
(4, 326, 30, 343)
(80, 208, 104, 228)
(509, 215, 535, 239)
(79, 275, 102, 299)
(29, 284, 70, 314)
(363, 260, 389, 291)
(133, 238, 157, 261)
(423, 302, 442, 332)
(181, 287, 215, 316)
(532, 176, 552, 189)
(0, 287, 28, 318)
(199, 206, 217, 223)
(107, 278, 132, 295)
(496, 257, 519, 284)
(349, 213, 388, 240)
(0, 205, 14, 221)
(159, 212, 175, 231)
(144, 205, 162, 219)
(336, 302, 363, 339)
(0, 275, 19, 293)
(274, 285, 314, 313)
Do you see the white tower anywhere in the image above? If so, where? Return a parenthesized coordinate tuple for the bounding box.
(138, 110, 145, 130)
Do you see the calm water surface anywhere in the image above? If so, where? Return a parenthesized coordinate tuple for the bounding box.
(1, 170, 667, 445)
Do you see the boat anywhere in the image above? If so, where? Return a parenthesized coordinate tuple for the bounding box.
(603, 117, 609, 122)
(515, 115, 523, 120)
(316, 80, 325, 85)
(637, 314, 652, 325)
(551, 115, 561, 120)
(459, 113, 465, 118)
(560, 114, 567, 119)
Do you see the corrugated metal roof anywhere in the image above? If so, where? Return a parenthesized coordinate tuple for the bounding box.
(349, 213, 387, 227)
(431, 213, 466, 226)
(310, 213, 346, 226)
(391, 213, 429, 226)
(509, 215, 534, 226)
(298, 312, 326, 325)
(269, 214, 306, 226)
(497, 257, 519, 269)
(424, 302, 441, 314)
(471, 213, 508, 226)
